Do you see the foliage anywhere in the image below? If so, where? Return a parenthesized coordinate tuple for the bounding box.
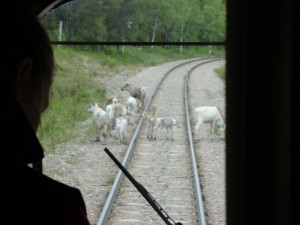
(214, 65, 226, 80)
(198, 0, 226, 41)
(41, 0, 226, 43)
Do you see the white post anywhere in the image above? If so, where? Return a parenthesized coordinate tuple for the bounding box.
(58, 20, 63, 48)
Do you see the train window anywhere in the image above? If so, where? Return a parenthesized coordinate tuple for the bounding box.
(39, 1, 226, 225)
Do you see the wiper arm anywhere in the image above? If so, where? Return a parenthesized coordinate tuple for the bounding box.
(104, 147, 183, 225)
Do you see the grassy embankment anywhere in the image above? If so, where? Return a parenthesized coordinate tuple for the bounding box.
(37, 45, 225, 153)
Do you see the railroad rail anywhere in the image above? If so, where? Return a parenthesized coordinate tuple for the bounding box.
(97, 58, 224, 225)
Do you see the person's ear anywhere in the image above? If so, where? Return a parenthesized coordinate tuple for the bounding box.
(14, 57, 33, 101)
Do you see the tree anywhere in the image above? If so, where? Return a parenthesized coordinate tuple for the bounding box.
(41, 0, 226, 44)
(197, 0, 226, 41)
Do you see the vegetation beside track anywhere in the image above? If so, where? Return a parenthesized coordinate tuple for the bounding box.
(37, 45, 225, 152)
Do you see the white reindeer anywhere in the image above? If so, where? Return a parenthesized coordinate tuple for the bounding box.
(105, 97, 118, 106)
(153, 117, 180, 141)
(106, 102, 127, 136)
(121, 83, 146, 109)
(194, 106, 225, 140)
(87, 103, 109, 142)
(115, 117, 128, 144)
(126, 96, 142, 125)
(142, 104, 158, 140)
(126, 96, 142, 115)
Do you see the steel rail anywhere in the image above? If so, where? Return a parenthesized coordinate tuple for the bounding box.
(184, 58, 223, 225)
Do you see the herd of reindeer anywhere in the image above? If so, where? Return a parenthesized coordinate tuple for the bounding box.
(87, 82, 225, 144)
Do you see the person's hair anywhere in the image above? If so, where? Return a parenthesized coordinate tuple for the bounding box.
(0, 1, 54, 98)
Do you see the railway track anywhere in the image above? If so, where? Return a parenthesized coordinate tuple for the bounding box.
(97, 58, 225, 225)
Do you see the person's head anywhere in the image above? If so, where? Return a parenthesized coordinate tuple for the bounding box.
(0, 1, 54, 132)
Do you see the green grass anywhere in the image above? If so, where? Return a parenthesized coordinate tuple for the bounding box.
(214, 64, 226, 80)
(37, 45, 225, 152)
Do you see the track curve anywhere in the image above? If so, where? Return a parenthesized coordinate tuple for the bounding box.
(98, 58, 225, 225)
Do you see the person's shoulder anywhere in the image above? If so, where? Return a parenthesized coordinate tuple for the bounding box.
(3, 162, 89, 224)
(24, 163, 82, 197)
(5, 162, 85, 205)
